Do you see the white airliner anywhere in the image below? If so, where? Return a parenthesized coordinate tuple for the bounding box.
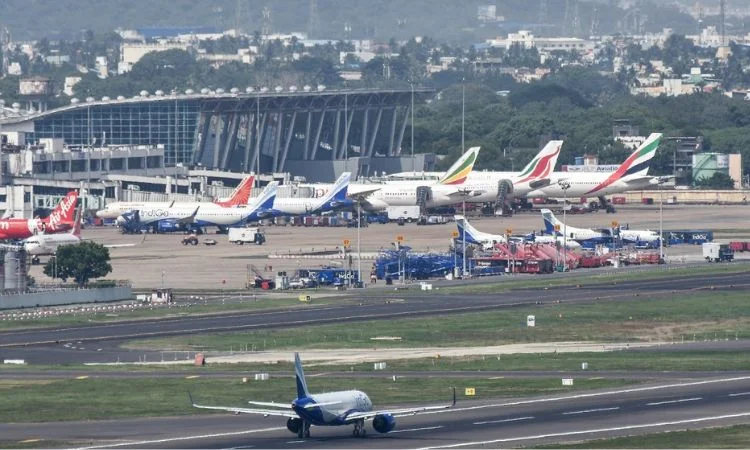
(541, 208, 660, 244)
(190, 353, 455, 438)
(95, 175, 255, 220)
(271, 172, 353, 216)
(455, 215, 580, 250)
(528, 133, 664, 210)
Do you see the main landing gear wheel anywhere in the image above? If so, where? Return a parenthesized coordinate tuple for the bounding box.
(298, 421, 311, 438)
(352, 419, 366, 437)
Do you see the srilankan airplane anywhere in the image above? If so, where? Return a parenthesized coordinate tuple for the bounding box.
(271, 172, 353, 216)
(119, 182, 278, 232)
(541, 208, 660, 244)
(95, 175, 255, 220)
(190, 353, 455, 438)
(527, 133, 663, 212)
(454, 215, 580, 250)
(0, 191, 79, 240)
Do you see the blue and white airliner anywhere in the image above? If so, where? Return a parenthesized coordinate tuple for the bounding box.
(455, 215, 580, 250)
(542, 208, 659, 244)
(190, 352, 455, 438)
(271, 172, 353, 216)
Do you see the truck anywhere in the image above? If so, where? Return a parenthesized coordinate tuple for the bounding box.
(702, 242, 734, 262)
(228, 227, 266, 245)
(386, 206, 420, 223)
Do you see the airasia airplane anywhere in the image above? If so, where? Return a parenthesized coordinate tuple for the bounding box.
(0, 190, 79, 240)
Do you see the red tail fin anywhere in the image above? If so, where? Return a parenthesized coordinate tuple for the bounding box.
(45, 191, 79, 232)
(216, 175, 254, 207)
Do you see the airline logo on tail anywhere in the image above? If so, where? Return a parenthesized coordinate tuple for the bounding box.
(218, 175, 254, 207)
(322, 172, 353, 209)
(541, 208, 560, 235)
(254, 182, 278, 216)
(46, 191, 79, 231)
(294, 352, 310, 399)
(438, 147, 481, 185)
(585, 133, 662, 195)
(515, 141, 563, 184)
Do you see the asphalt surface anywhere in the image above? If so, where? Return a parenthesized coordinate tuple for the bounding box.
(1, 269, 749, 364)
(4, 376, 750, 448)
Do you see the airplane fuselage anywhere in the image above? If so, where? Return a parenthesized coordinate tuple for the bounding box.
(292, 390, 373, 426)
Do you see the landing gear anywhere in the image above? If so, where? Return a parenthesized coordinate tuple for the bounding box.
(352, 419, 366, 437)
(297, 420, 311, 438)
(598, 195, 616, 213)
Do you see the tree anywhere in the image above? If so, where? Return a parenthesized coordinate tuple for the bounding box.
(694, 172, 736, 189)
(43, 241, 112, 287)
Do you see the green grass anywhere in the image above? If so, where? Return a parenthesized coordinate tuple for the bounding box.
(0, 376, 636, 423)
(0, 296, 335, 331)
(537, 424, 750, 448)
(439, 264, 750, 295)
(125, 290, 750, 351)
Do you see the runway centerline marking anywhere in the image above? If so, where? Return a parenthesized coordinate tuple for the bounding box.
(562, 407, 620, 415)
(389, 426, 443, 434)
(420, 376, 750, 416)
(647, 397, 702, 406)
(74, 426, 286, 449)
(417, 411, 750, 449)
(474, 416, 534, 425)
(729, 392, 750, 397)
(285, 440, 306, 444)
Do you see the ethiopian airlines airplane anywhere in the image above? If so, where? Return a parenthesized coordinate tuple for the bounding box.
(190, 353, 455, 438)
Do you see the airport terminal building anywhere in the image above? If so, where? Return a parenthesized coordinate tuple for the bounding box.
(0, 87, 437, 182)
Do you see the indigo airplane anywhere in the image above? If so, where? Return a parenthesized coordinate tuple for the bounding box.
(190, 353, 455, 438)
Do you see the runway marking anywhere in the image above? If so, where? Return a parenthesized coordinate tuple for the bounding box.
(75, 376, 89, 380)
(74, 426, 286, 449)
(417, 411, 750, 449)
(562, 407, 620, 415)
(473, 416, 534, 425)
(420, 375, 750, 415)
(647, 397, 702, 406)
(729, 392, 750, 397)
(185, 375, 200, 379)
(18, 439, 40, 444)
(389, 426, 443, 434)
(285, 440, 306, 444)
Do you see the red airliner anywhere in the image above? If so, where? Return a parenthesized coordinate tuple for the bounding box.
(0, 191, 79, 240)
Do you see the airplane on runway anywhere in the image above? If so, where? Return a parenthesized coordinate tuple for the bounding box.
(0, 190, 79, 240)
(95, 175, 255, 220)
(527, 133, 663, 212)
(190, 352, 455, 438)
(271, 172, 353, 216)
(455, 215, 580, 250)
(541, 208, 660, 244)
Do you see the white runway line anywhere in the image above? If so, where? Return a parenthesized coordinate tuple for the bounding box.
(74, 426, 286, 449)
(729, 392, 750, 397)
(562, 407, 620, 415)
(389, 426, 444, 434)
(647, 397, 702, 406)
(417, 411, 750, 449)
(474, 416, 534, 425)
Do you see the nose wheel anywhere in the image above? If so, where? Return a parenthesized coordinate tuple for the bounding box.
(352, 419, 366, 437)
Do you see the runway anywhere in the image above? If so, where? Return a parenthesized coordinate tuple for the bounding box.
(1, 269, 748, 364)
(3, 376, 750, 448)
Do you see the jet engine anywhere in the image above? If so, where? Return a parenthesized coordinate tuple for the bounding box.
(372, 413, 396, 433)
(287, 417, 303, 434)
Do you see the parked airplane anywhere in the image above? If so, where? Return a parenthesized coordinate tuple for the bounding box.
(190, 353, 455, 438)
(528, 133, 663, 212)
(541, 208, 660, 244)
(0, 191, 79, 240)
(455, 215, 580, 250)
(95, 175, 255, 220)
(24, 203, 136, 261)
(271, 172, 353, 216)
(119, 182, 278, 233)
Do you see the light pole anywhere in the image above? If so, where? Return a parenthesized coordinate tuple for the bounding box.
(357, 202, 361, 286)
(658, 179, 665, 262)
(161, 270, 165, 289)
(344, 89, 348, 161)
(410, 81, 414, 171)
(462, 198, 467, 277)
(559, 180, 571, 271)
(461, 78, 465, 153)
(256, 89, 261, 185)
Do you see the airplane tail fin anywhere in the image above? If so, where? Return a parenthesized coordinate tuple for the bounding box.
(541, 208, 561, 235)
(586, 133, 663, 195)
(454, 215, 480, 243)
(438, 147, 481, 185)
(219, 175, 254, 207)
(515, 140, 563, 183)
(255, 181, 278, 211)
(323, 172, 351, 203)
(294, 352, 310, 399)
(47, 191, 79, 231)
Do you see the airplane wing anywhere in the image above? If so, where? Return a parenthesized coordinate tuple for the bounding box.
(178, 207, 200, 224)
(349, 187, 381, 199)
(344, 388, 456, 421)
(189, 393, 297, 418)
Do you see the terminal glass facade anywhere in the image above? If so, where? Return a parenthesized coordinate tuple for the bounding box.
(31, 99, 201, 165)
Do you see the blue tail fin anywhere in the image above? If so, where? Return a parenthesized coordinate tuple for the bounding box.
(294, 352, 310, 400)
(326, 172, 351, 203)
(256, 182, 278, 211)
(541, 209, 557, 235)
